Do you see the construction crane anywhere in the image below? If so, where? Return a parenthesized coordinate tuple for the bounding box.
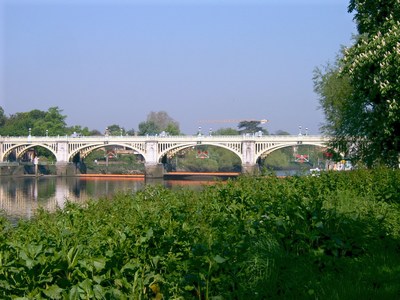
(198, 119, 269, 124)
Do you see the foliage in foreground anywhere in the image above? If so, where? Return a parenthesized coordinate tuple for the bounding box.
(0, 169, 400, 299)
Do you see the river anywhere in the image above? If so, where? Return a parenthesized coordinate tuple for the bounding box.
(0, 176, 215, 221)
(0, 169, 312, 221)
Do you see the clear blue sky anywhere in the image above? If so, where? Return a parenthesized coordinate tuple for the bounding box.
(0, 0, 356, 135)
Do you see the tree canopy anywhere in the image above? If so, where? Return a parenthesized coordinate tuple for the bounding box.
(0, 107, 67, 136)
(238, 121, 268, 135)
(313, 52, 353, 137)
(314, 0, 400, 167)
(0, 107, 6, 127)
(138, 111, 180, 136)
(348, 0, 400, 34)
(212, 127, 239, 136)
(106, 124, 125, 136)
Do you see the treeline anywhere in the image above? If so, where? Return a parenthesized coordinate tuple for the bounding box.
(0, 106, 180, 137)
(0, 106, 274, 137)
(0, 107, 101, 137)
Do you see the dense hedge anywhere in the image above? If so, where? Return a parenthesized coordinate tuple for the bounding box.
(1, 168, 399, 299)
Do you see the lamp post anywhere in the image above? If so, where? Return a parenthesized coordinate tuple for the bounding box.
(46, 129, 48, 137)
(209, 128, 212, 136)
(198, 126, 202, 136)
(298, 125, 302, 136)
(28, 128, 31, 137)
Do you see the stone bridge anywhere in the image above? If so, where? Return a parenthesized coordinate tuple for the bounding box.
(0, 134, 330, 177)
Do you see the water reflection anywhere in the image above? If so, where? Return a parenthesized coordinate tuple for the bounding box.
(0, 176, 146, 220)
(0, 176, 218, 220)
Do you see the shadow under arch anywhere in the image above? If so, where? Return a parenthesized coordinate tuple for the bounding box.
(259, 143, 328, 172)
(69, 142, 146, 174)
(160, 143, 242, 172)
(3, 144, 58, 175)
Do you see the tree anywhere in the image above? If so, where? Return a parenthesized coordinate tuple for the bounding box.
(274, 130, 291, 135)
(125, 128, 136, 136)
(33, 107, 67, 136)
(106, 124, 125, 136)
(238, 121, 268, 135)
(147, 111, 179, 131)
(89, 129, 102, 136)
(2, 111, 40, 136)
(165, 123, 180, 136)
(212, 127, 239, 135)
(138, 121, 160, 136)
(0, 107, 67, 136)
(314, 1, 400, 167)
(313, 54, 353, 138)
(0, 106, 6, 127)
(138, 111, 180, 135)
(176, 147, 219, 172)
(0, 107, 103, 137)
(348, 0, 400, 35)
(263, 150, 290, 169)
(66, 125, 92, 136)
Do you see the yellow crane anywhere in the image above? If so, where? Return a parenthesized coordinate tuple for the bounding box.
(198, 119, 269, 124)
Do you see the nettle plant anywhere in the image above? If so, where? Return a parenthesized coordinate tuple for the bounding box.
(0, 168, 399, 299)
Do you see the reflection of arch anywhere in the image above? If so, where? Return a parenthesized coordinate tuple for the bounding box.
(158, 142, 242, 164)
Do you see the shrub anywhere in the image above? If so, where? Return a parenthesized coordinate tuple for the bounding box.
(0, 169, 399, 298)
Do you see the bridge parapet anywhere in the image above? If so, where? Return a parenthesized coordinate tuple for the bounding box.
(0, 134, 327, 141)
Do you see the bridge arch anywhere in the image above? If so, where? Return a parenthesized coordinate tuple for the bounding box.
(68, 142, 147, 162)
(1, 143, 57, 162)
(157, 141, 242, 164)
(257, 141, 327, 160)
(256, 142, 328, 170)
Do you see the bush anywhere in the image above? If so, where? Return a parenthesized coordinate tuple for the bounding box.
(0, 169, 399, 298)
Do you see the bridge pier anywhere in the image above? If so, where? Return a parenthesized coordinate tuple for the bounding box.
(145, 163, 164, 178)
(241, 141, 259, 175)
(55, 162, 76, 176)
(241, 164, 260, 175)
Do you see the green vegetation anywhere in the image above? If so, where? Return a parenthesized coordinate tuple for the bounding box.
(0, 107, 67, 137)
(314, 0, 400, 167)
(83, 149, 145, 175)
(212, 127, 239, 136)
(165, 144, 327, 173)
(262, 145, 327, 171)
(0, 107, 102, 137)
(138, 111, 181, 136)
(1, 169, 399, 299)
(169, 145, 241, 172)
(237, 120, 268, 135)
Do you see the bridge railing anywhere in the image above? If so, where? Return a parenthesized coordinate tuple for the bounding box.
(0, 134, 329, 142)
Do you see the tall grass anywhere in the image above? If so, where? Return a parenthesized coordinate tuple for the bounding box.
(0, 168, 399, 299)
